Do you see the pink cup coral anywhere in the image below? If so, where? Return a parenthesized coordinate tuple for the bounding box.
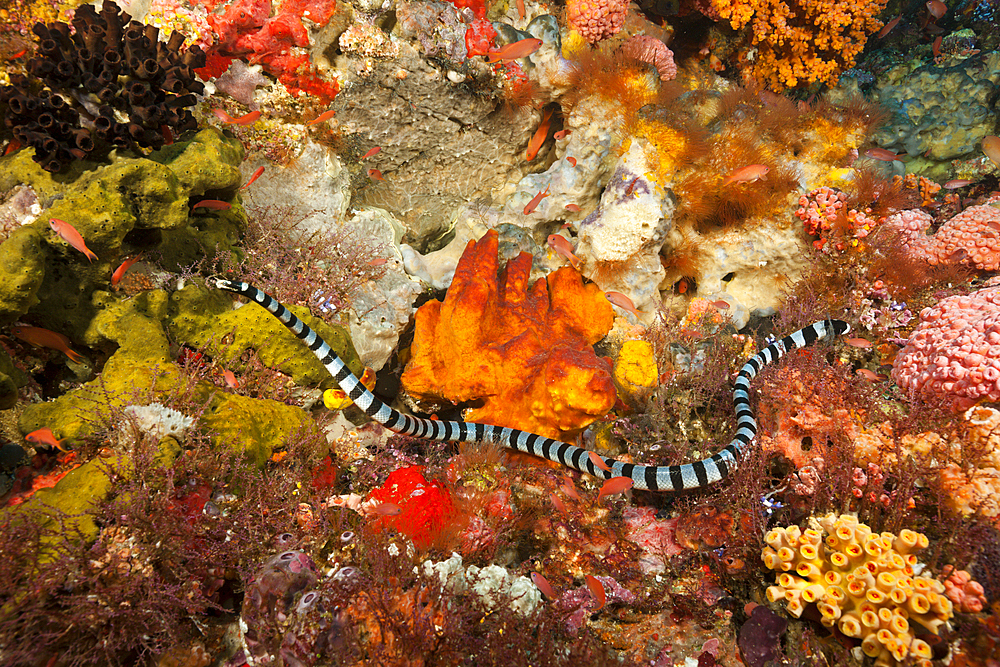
(566, 0, 629, 43)
(892, 287, 1000, 410)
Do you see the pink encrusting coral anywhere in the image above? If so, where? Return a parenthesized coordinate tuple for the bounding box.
(566, 0, 629, 43)
(891, 286, 1000, 410)
(620, 35, 677, 81)
(795, 186, 881, 252)
(885, 205, 1000, 272)
(942, 567, 988, 613)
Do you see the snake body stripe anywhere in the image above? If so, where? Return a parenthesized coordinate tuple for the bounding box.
(215, 280, 850, 492)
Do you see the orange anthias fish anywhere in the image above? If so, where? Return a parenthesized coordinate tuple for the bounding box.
(306, 109, 336, 125)
(605, 291, 641, 318)
(547, 233, 579, 268)
(926, 0, 947, 19)
(564, 203, 581, 212)
(215, 109, 261, 125)
(984, 136, 1000, 167)
(550, 491, 567, 514)
(932, 35, 942, 58)
(49, 218, 98, 262)
(485, 37, 543, 63)
(368, 168, 385, 181)
(111, 253, 143, 287)
(844, 337, 872, 348)
(585, 575, 606, 611)
(531, 572, 557, 599)
(11, 325, 84, 363)
(588, 451, 612, 473)
(566, 156, 577, 167)
(25, 427, 70, 452)
(878, 15, 901, 38)
(597, 476, 633, 502)
(192, 199, 232, 211)
(360, 146, 382, 160)
(526, 108, 554, 161)
(944, 179, 975, 189)
(866, 148, 902, 161)
(554, 129, 571, 140)
(721, 164, 769, 186)
(524, 184, 550, 214)
(516, 0, 525, 19)
(240, 166, 265, 190)
(373, 501, 403, 516)
(223, 369, 239, 389)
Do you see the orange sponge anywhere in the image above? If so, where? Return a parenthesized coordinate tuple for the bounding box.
(402, 230, 616, 440)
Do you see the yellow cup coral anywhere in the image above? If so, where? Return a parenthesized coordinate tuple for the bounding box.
(763, 514, 950, 667)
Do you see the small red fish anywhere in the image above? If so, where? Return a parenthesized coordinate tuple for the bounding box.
(373, 501, 403, 516)
(368, 258, 388, 266)
(547, 233, 579, 268)
(3, 139, 22, 155)
(192, 199, 232, 211)
(566, 156, 577, 167)
(926, 0, 947, 19)
(597, 476, 633, 502)
(111, 253, 143, 287)
(219, 110, 261, 126)
(856, 368, 880, 381)
(585, 575, 606, 611)
(11, 325, 84, 363)
(605, 291, 641, 318)
(526, 108, 554, 161)
(722, 164, 769, 186)
(516, 0, 525, 18)
(712, 299, 730, 310)
(561, 476, 582, 501)
(588, 451, 612, 472)
(8, 48, 28, 60)
(844, 337, 872, 348)
(565, 204, 581, 212)
(625, 177, 639, 196)
(241, 166, 265, 190)
(531, 572, 557, 599)
(368, 168, 385, 181)
(307, 109, 336, 125)
(865, 148, 901, 161)
(878, 15, 901, 38)
(983, 136, 1000, 168)
(49, 218, 98, 262)
(160, 124, 174, 145)
(944, 179, 975, 189)
(554, 130, 571, 140)
(360, 146, 382, 160)
(550, 492, 567, 514)
(524, 184, 550, 214)
(932, 35, 942, 58)
(223, 369, 239, 389)
(25, 427, 70, 452)
(485, 37, 543, 64)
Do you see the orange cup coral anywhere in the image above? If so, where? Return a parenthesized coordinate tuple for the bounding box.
(402, 230, 616, 440)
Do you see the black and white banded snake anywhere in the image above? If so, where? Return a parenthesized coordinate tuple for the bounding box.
(215, 279, 849, 492)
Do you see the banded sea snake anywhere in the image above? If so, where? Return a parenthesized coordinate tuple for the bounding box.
(216, 279, 850, 492)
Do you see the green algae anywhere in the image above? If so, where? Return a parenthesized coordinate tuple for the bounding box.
(168, 283, 364, 388)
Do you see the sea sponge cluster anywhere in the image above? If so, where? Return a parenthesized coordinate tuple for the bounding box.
(1, 0, 205, 172)
(763, 514, 951, 667)
(891, 286, 1000, 410)
(566, 0, 629, 43)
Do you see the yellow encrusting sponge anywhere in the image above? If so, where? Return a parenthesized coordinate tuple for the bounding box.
(762, 514, 950, 667)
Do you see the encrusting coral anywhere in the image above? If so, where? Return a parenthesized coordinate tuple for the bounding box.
(401, 229, 616, 440)
(763, 513, 951, 667)
(1, 0, 206, 172)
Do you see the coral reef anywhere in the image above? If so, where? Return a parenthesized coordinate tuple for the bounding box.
(706, 0, 888, 91)
(764, 513, 949, 666)
(887, 204, 1000, 273)
(566, 0, 629, 43)
(402, 229, 616, 439)
(1, 0, 206, 172)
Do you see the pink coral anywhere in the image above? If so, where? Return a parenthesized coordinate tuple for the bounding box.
(620, 35, 677, 81)
(795, 186, 882, 252)
(941, 567, 987, 613)
(885, 205, 1000, 272)
(566, 0, 629, 43)
(891, 286, 1000, 410)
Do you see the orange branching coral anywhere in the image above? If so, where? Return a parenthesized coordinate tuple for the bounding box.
(402, 230, 616, 440)
(709, 0, 888, 91)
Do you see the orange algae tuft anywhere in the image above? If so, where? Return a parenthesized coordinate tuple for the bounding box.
(366, 466, 457, 549)
(401, 230, 616, 440)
